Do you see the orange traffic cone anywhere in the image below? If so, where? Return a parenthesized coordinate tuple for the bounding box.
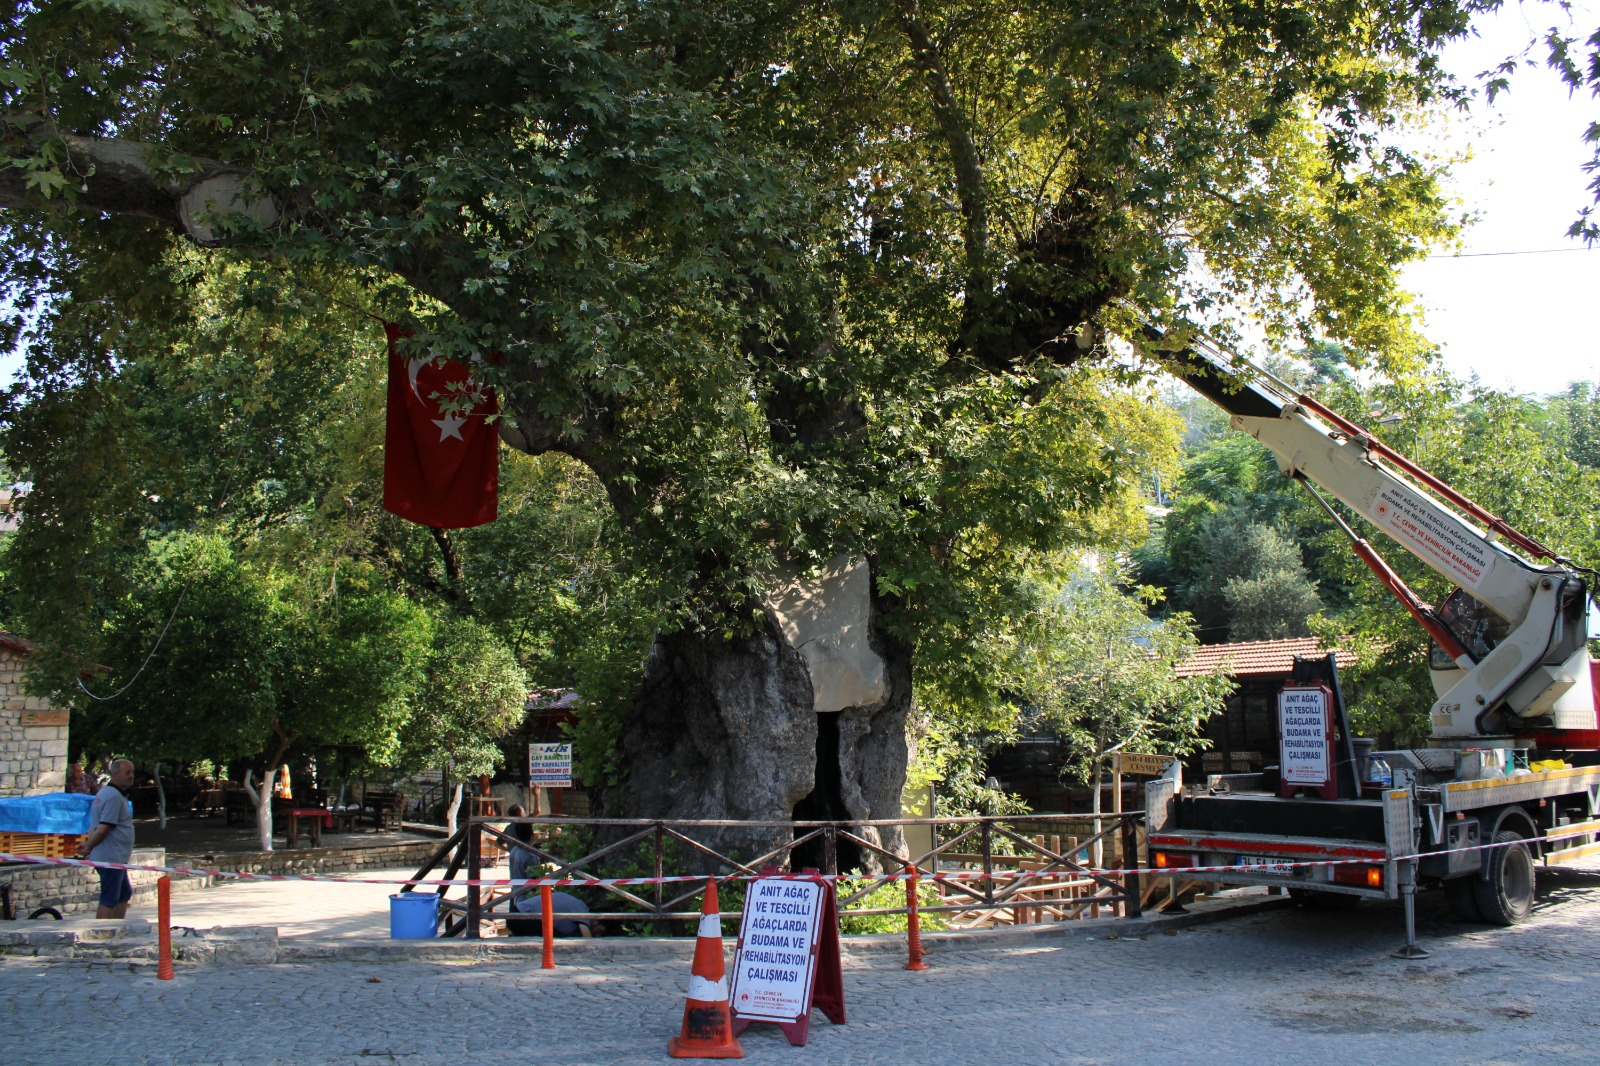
(668, 878, 745, 1059)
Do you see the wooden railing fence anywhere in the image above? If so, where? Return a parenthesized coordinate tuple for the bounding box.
(400, 813, 1146, 939)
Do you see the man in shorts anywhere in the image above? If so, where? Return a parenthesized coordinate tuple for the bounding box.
(74, 758, 136, 918)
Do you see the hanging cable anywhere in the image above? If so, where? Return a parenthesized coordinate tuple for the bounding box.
(75, 421, 254, 701)
(1425, 247, 1594, 259)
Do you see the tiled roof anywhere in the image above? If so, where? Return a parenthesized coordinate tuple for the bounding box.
(526, 688, 581, 712)
(1175, 636, 1352, 678)
(0, 632, 34, 657)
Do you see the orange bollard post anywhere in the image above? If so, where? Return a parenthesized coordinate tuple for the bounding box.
(540, 884, 556, 970)
(905, 863, 928, 971)
(667, 878, 744, 1059)
(157, 875, 175, 981)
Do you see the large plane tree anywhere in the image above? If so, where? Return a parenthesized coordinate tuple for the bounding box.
(0, 1, 1492, 849)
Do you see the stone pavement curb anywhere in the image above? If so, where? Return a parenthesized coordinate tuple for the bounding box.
(0, 889, 1292, 967)
(0, 921, 280, 964)
(277, 893, 1293, 964)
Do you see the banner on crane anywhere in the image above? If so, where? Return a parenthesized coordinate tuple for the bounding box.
(1370, 483, 1494, 593)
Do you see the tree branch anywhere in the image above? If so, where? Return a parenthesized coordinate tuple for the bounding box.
(899, 7, 990, 304)
(0, 116, 657, 530)
(430, 526, 470, 607)
(0, 113, 279, 243)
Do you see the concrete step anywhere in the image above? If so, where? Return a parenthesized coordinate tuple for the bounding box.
(0, 922, 277, 964)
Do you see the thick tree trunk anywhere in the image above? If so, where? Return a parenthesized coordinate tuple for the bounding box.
(606, 557, 913, 873)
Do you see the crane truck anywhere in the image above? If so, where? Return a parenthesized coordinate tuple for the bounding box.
(1143, 334, 1600, 939)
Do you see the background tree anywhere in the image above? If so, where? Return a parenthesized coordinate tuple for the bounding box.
(1013, 565, 1234, 844)
(68, 532, 435, 849)
(397, 614, 529, 832)
(1138, 432, 1326, 642)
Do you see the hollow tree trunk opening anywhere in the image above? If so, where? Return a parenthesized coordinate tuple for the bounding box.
(606, 556, 913, 874)
(791, 711, 862, 873)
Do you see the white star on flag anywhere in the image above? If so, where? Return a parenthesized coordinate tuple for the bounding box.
(433, 413, 467, 442)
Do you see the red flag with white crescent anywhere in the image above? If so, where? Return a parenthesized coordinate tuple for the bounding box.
(382, 322, 499, 529)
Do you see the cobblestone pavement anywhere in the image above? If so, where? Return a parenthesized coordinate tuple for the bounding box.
(3, 869, 1598, 1066)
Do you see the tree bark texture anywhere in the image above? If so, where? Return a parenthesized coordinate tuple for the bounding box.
(607, 572, 912, 873)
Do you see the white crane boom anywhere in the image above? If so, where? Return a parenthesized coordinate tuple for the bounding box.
(1165, 339, 1595, 742)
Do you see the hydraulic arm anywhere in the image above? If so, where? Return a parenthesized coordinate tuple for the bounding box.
(1161, 339, 1595, 742)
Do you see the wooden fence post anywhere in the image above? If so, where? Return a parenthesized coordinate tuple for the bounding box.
(1120, 816, 1141, 919)
(981, 820, 994, 906)
(466, 820, 481, 939)
(654, 822, 665, 918)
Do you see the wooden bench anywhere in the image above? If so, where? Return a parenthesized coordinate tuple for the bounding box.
(363, 790, 405, 830)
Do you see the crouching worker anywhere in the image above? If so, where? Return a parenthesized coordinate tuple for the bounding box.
(504, 804, 595, 938)
(509, 889, 594, 938)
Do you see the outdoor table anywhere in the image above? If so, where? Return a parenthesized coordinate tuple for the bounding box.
(328, 808, 360, 834)
(189, 789, 224, 817)
(282, 808, 332, 848)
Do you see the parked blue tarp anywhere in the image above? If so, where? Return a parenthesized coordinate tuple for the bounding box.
(0, 793, 94, 834)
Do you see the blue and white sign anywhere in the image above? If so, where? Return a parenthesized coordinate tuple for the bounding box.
(528, 743, 573, 788)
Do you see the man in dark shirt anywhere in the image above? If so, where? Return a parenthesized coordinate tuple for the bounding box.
(74, 758, 136, 918)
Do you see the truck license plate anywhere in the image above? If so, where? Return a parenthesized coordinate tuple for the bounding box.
(1240, 857, 1297, 875)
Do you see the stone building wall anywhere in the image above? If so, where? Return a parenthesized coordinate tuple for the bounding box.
(0, 634, 67, 796)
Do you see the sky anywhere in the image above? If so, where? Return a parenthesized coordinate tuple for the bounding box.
(1399, 2, 1600, 394)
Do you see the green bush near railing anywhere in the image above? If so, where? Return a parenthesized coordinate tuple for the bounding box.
(836, 875, 947, 935)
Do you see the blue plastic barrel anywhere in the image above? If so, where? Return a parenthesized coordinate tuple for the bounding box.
(389, 892, 439, 938)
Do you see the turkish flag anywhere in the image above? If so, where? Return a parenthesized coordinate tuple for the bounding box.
(382, 322, 499, 528)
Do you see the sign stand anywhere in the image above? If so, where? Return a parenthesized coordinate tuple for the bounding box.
(1111, 752, 1176, 816)
(729, 866, 846, 1047)
(1278, 683, 1337, 799)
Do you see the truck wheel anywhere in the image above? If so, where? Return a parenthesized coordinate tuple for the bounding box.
(1442, 876, 1484, 922)
(1473, 830, 1535, 926)
(1287, 887, 1360, 911)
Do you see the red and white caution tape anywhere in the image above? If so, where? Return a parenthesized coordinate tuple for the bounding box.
(1, 825, 1593, 889)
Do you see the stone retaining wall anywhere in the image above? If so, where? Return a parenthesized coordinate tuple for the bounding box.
(4, 840, 442, 919)
(3, 847, 171, 917)
(167, 839, 442, 879)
